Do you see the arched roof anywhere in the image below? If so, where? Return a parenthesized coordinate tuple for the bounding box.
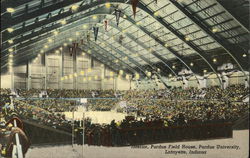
(1, 0, 249, 86)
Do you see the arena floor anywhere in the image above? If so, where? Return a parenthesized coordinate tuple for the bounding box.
(63, 109, 128, 124)
(26, 129, 249, 158)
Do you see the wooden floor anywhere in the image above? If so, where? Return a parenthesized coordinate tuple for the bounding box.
(26, 129, 249, 158)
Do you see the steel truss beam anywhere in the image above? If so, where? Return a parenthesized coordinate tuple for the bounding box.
(169, 0, 248, 78)
(105, 21, 178, 77)
(81, 43, 135, 75)
(4, 5, 194, 78)
(4, 37, 133, 76)
(87, 40, 147, 77)
(3, 7, 179, 78)
(1, 0, 83, 29)
(97, 27, 170, 87)
(216, 0, 250, 33)
(1, 1, 225, 86)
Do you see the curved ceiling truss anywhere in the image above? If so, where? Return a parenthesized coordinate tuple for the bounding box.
(1, 0, 249, 86)
(1, 7, 193, 85)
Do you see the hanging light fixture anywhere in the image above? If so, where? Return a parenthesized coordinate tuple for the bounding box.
(126, 74, 130, 80)
(80, 71, 85, 75)
(119, 70, 124, 75)
(60, 19, 67, 25)
(7, 28, 14, 33)
(53, 31, 59, 36)
(71, 4, 79, 12)
(87, 68, 92, 72)
(213, 58, 217, 63)
(147, 71, 152, 77)
(105, 2, 111, 8)
(8, 48, 14, 52)
(6, 8, 15, 13)
(8, 40, 14, 44)
(135, 73, 140, 80)
(154, 11, 159, 17)
(212, 28, 218, 33)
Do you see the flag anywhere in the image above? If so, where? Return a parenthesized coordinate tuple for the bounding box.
(131, 0, 139, 18)
(115, 9, 121, 26)
(87, 32, 90, 42)
(104, 20, 108, 31)
(93, 27, 99, 41)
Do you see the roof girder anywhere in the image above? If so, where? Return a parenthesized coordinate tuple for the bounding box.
(169, 0, 248, 78)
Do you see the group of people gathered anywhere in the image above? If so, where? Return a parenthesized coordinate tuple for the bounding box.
(0, 84, 249, 147)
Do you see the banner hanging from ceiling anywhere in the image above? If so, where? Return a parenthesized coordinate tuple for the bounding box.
(87, 32, 90, 42)
(104, 20, 108, 31)
(115, 9, 121, 26)
(131, 0, 139, 18)
(93, 27, 99, 41)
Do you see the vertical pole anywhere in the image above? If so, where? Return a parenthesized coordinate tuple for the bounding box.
(129, 79, 132, 90)
(73, 48, 77, 90)
(101, 65, 105, 90)
(45, 52, 47, 90)
(10, 65, 14, 91)
(113, 76, 115, 90)
(0, 32, 2, 90)
(11, 45, 17, 90)
(82, 112, 85, 157)
(72, 106, 75, 147)
(26, 61, 30, 90)
(61, 47, 64, 90)
(13, 120, 23, 158)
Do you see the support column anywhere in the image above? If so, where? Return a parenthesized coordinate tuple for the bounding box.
(221, 72, 229, 89)
(61, 48, 64, 90)
(100, 65, 105, 90)
(73, 49, 77, 89)
(45, 52, 47, 90)
(113, 76, 116, 90)
(10, 67, 14, 91)
(26, 61, 31, 90)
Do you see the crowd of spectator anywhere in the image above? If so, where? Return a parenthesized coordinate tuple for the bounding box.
(79, 114, 233, 146)
(1, 84, 248, 101)
(11, 100, 72, 132)
(0, 84, 249, 147)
